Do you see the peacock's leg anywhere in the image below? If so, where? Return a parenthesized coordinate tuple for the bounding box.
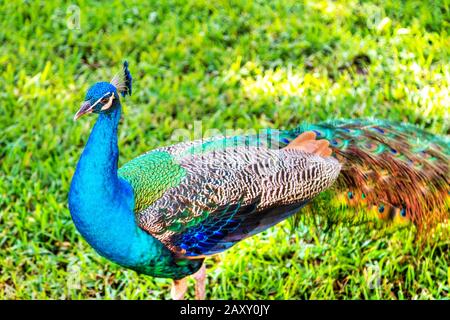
(192, 262, 206, 300)
(171, 278, 188, 300)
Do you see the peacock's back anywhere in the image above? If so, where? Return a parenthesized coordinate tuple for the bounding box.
(118, 119, 449, 258)
(118, 131, 341, 257)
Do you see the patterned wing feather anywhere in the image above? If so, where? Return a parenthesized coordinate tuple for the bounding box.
(136, 145, 341, 257)
(118, 151, 187, 212)
(119, 118, 446, 256)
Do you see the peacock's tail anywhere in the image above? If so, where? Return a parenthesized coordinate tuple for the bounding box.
(290, 119, 449, 232)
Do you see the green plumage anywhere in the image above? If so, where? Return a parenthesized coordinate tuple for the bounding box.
(118, 151, 186, 212)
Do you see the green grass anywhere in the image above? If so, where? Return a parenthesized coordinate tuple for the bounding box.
(0, 0, 449, 299)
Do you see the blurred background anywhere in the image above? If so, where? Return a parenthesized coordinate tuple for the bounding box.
(0, 0, 448, 299)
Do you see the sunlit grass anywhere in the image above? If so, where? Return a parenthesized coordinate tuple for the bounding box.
(0, 0, 448, 299)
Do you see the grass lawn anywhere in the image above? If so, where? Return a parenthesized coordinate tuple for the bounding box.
(0, 0, 448, 299)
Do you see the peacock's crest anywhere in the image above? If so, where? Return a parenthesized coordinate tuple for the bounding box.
(110, 61, 132, 97)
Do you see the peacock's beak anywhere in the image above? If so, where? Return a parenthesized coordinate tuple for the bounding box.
(74, 101, 93, 121)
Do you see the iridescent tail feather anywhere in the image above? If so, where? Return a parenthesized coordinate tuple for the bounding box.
(291, 119, 449, 233)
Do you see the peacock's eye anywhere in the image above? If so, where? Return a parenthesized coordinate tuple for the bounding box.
(100, 98, 109, 104)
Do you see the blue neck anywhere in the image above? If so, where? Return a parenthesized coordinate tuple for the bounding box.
(69, 107, 140, 265)
(69, 106, 203, 278)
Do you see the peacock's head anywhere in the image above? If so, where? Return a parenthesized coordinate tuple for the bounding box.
(74, 61, 132, 120)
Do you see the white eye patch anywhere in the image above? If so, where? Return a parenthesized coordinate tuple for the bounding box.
(91, 92, 111, 108)
(100, 94, 115, 111)
(90, 92, 115, 111)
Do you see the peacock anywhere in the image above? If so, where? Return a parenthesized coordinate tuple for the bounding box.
(69, 62, 449, 300)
